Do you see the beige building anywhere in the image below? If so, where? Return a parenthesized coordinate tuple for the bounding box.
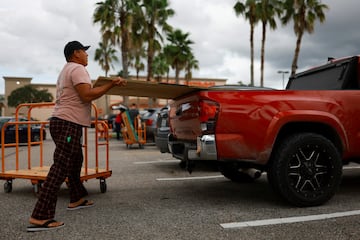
(2, 76, 227, 121)
(3, 77, 56, 121)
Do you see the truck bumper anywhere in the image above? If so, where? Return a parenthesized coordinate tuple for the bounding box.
(168, 134, 217, 161)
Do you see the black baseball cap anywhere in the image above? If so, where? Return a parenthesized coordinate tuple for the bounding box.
(64, 41, 90, 60)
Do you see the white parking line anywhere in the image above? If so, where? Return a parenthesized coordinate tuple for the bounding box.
(220, 210, 360, 229)
(135, 161, 360, 168)
(134, 160, 180, 164)
(343, 165, 360, 170)
(157, 175, 224, 181)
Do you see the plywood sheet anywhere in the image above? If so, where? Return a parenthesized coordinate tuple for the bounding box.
(93, 77, 207, 99)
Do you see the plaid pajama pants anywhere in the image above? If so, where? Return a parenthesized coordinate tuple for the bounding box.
(31, 117, 88, 220)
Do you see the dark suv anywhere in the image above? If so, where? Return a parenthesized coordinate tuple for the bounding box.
(154, 106, 170, 153)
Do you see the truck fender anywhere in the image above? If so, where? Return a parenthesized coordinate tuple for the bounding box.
(259, 110, 348, 162)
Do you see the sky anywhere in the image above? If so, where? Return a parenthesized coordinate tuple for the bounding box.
(0, 0, 359, 94)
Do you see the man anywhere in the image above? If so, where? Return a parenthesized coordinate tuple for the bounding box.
(27, 41, 126, 232)
(128, 103, 139, 126)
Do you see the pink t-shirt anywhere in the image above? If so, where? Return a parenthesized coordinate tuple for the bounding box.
(52, 62, 92, 127)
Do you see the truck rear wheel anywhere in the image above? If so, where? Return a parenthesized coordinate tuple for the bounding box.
(268, 133, 342, 207)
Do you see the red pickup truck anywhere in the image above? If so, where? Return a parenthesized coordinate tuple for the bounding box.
(168, 55, 360, 207)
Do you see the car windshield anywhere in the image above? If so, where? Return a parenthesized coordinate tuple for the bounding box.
(0, 117, 32, 129)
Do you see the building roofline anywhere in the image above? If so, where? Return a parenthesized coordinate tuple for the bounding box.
(3, 76, 32, 81)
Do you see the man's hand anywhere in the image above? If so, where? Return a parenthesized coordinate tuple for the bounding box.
(75, 77, 127, 103)
(112, 77, 127, 87)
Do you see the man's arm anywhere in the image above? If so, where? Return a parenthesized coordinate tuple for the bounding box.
(75, 77, 126, 103)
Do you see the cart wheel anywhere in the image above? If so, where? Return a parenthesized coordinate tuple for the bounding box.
(100, 179, 107, 193)
(33, 182, 43, 195)
(4, 180, 12, 193)
(139, 144, 144, 149)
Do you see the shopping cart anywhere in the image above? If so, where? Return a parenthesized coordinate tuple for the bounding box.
(0, 102, 112, 194)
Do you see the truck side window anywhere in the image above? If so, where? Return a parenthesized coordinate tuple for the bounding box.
(288, 56, 359, 90)
(341, 57, 358, 89)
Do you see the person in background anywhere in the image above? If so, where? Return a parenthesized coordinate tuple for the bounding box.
(27, 41, 127, 232)
(114, 108, 124, 140)
(128, 103, 139, 126)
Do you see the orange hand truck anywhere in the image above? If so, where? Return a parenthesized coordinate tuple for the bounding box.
(0, 102, 111, 194)
(120, 110, 146, 149)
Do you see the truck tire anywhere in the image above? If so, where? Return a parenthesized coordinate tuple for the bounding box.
(268, 133, 342, 207)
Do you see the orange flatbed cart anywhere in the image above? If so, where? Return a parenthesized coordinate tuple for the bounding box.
(0, 102, 112, 194)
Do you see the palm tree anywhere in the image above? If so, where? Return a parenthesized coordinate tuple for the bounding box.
(94, 39, 119, 77)
(152, 52, 170, 83)
(234, 0, 259, 86)
(94, 39, 119, 115)
(140, 0, 174, 82)
(184, 54, 199, 85)
(257, 0, 282, 87)
(132, 49, 146, 80)
(281, 0, 328, 76)
(145, 52, 169, 107)
(129, 8, 147, 80)
(163, 29, 194, 84)
(94, 0, 142, 107)
(93, 0, 141, 79)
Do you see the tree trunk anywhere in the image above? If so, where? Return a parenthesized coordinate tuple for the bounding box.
(291, 31, 303, 76)
(250, 23, 255, 86)
(260, 21, 267, 87)
(175, 67, 180, 84)
(120, 10, 129, 106)
(147, 21, 155, 83)
(121, 47, 129, 106)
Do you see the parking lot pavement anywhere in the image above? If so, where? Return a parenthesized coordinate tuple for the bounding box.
(1, 129, 360, 239)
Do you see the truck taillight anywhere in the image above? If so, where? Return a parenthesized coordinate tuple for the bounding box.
(199, 100, 219, 133)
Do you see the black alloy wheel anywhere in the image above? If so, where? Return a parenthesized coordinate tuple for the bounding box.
(268, 133, 342, 207)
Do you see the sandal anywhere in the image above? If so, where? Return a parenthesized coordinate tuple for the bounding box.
(27, 219, 65, 232)
(67, 200, 94, 211)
